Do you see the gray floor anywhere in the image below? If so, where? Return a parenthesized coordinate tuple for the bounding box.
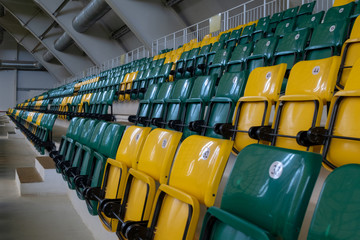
(0, 116, 95, 240)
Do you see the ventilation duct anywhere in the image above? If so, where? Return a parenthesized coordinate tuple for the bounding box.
(54, 32, 74, 51)
(72, 0, 111, 33)
(0, 60, 43, 70)
(111, 25, 131, 40)
(43, 51, 55, 62)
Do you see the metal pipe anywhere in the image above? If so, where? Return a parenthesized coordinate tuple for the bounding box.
(54, 32, 74, 51)
(72, 0, 111, 33)
(43, 51, 55, 62)
(0, 60, 43, 70)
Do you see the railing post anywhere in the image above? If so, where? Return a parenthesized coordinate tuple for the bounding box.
(244, 4, 246, 24)
(264, 0, 266, 16)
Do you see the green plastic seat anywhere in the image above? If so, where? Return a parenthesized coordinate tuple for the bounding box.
(269, 11, 285, 32)
(130, 70, 145, 100)
(140, 81, 174, 128)
(323, 2, 355, 23)
(282, 6, 299, 20)
(174, 51, 191, 79)
(305, 20, 350, 60)
(61, 119, 98, 183)
(71, 121, 108, 195)
(189, 71, 248, 139)
(273, 28, 311, 70)
(252, 16, 270, 42)
(225, 28, 243, 49)
(155, 62, 173, 83)
(274, 18, 295, 37)
(183, 47, 201, 78)
(226, 43, 253, 72)
(218, 32, 231, 42)
(298, 1, 316, 16)
(239, 24, 256, 44)
(205, 41, 225, 69)
(295, 11, 325, 31)
(168, 75, 216, 139)
(152, 77, 194, 129)
(139, 66, 162, 99)
(128, 84, 160, 126)
(83, 123, 125, 215)
(199, 144, 322, 240)
(192, 44, 213, 76)
(246, 37, 279, 72)
(308, 164, 360, 240)
(207, 48, 232, 81)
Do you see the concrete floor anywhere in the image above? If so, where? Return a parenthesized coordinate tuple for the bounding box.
(0, 115, 95, 240)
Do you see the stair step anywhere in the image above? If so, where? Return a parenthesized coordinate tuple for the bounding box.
(36, 156, 55, 169)
(16, 167, 43, 183)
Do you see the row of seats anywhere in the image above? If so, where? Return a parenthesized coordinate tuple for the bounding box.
(7, 109, 57, 154)
(44, 54, 360, 239)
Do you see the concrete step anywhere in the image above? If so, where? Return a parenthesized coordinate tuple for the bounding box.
(15, 157, 67, 196)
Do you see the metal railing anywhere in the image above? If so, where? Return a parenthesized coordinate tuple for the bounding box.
(56, 0, 336, 88)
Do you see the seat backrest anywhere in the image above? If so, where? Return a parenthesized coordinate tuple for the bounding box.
(227, 43, 253, 72)
(96, 123, 125, 158)
(296, 11, 325, 30)
(78, 119, 98, 145)
(274, 28, 310, 69)
(298, 1, 316, 15)
(251, 37, 279, 59)
(241, 24, 255, 36)
(219, 144, 321, 240)
(306, 20, 349, 60)
(323, 2, 355, 22)
(88, 121, 108, 150)
(204, 71, 248, 138)
(272, 56, 340, 151)
(282, 6, 299, 19)
(72, 118, 87, 142)
(270, 11, 284, 23)
(232, 64, 287, 153)
(274, 18, 295, 37)
(308, 164, 360, 239)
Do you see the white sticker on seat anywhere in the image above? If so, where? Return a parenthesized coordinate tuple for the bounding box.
(295, 34, 300, 40)
(243, 46, 247, 51)
(266, 72, 272, 79)
(339, 8, 344, 13)
(329, 25, 336, 32)
(162, 139, 167, 148)
(311, 16, 316, 21)
(266, 41, 271, 47)
(263, 22, 267, 26)
(269, 161, 283, 179)
(286, 23, 290, 27)
(312, 66, 320, 75)
(233, 76, 238, 83)
(202, 148, 210, 160)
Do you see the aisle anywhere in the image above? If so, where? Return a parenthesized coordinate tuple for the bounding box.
(0, 116, 95, 240)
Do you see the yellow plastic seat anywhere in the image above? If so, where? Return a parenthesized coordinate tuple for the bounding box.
(297, 58, 360, 170)
(119, 73, 131, 101)
(114, 128, 182, 239)
(337, 16, 360, 89)
(333, 0, 355, 6)
(97, 126, 152, 232)
(256, 57, 340, 152)
(128, 135, 233, 240)
(215, 64, 286, 154)
(125, 71, 138, 101)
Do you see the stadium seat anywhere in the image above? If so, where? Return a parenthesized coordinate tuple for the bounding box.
(168, 75, 216, 139)
(214, 63, 286, 154)
(251, 16, 270, 42)
(323, 1, 355, 23)
(225, 28, 242, 49)
(189, 71, 248, 139)
(199, 144, 322, 240)
(238, 24, 256, 44)
(246, 37, 279, 72)
(297, 1, 316, 16)
(93, 126, 151, 232)
(296, 58, 360, 170)
(274, 18, 296, 37)
(307, 164, 360, 240)
(282, 6, 299, 20)
(226, 43, 253, 72)
(151, 77, 194, 129)
(207, 48, 232, 82)
(336, 16, 360, 89)
(250, 56, 340, 152)
(295, 11, 325, 31)
(124, 135, 233, 240)
(112, 129, 182, 239)
(304, 20, 350, 60)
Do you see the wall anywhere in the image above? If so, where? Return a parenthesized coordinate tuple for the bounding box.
(0, 32, 58, 110)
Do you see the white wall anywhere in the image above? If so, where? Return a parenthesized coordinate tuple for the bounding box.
(0, 32, 58, 110)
